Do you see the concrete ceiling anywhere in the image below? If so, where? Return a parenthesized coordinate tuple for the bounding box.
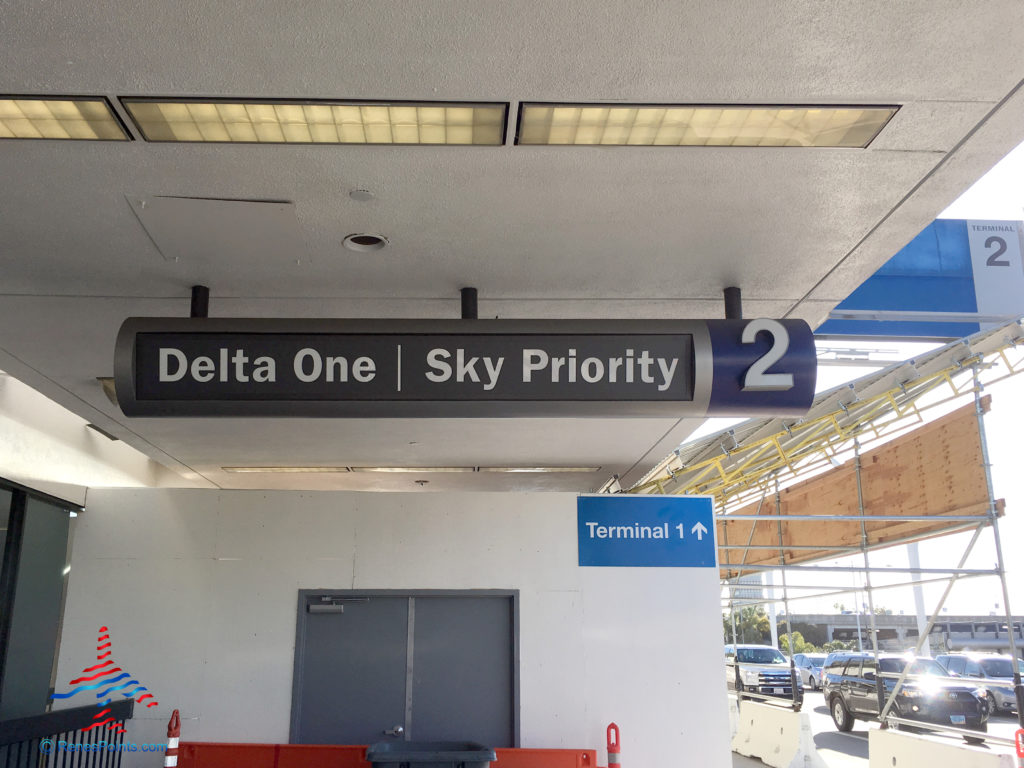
(2, 1, 1024, 492)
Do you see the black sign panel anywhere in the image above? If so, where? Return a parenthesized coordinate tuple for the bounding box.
(115, 318, 816, 418)
(135, 332, 693, 403)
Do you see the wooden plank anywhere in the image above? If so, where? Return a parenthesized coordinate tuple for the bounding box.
(718, 400, 1001, 578)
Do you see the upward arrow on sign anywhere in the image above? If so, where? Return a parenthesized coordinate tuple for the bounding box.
(691, 521, 708, 541)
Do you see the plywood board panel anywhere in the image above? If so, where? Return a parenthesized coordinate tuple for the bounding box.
(718, 399, 1001, 578)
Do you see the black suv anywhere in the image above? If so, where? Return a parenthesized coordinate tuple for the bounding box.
(823, 653, 989, 743)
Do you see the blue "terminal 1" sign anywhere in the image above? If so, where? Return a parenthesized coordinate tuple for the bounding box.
(577, 495, 717, 568)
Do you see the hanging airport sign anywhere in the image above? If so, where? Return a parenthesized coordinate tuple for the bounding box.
(577, 494, 716, 567)
(820, 219, 1024, 339)
(113, 317, 816, 417)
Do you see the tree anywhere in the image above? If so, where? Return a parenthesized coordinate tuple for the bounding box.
(787, 621, 828, 647)
(723, 606, 771, 644)
(779, 631, 817, 655)
(822, 639, 856, 652)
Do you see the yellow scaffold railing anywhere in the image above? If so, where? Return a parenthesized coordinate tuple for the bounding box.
(631, 323, 1024, 511)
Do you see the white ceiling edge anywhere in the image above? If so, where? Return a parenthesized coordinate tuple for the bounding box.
(2, 476, 88, 507)
(0, 372, 205, 492)
(793, 77, 1024, 312)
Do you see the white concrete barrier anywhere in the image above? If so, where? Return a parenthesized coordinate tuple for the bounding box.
(869, 728, 1017, 768)
(727, 696, 739, 740)
(730, 701, 827, 768)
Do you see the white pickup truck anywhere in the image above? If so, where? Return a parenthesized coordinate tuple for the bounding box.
(725, 643, 803, 707)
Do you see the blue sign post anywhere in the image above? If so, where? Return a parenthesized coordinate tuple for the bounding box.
(577, 495, 717, 567)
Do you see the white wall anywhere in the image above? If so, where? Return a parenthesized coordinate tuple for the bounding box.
(0, 372, 203, 498)
(55, 489, 729, 768)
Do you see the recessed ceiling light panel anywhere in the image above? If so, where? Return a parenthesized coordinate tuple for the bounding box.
(0, 97, 129, 140)
(478, 466, 602, 473)
(516, 103, 897, 147)
(351, 466, 476, 473)
(222, 466, 351, 473)
(122, 99, 507, 145)
(220, 465, 602, 474)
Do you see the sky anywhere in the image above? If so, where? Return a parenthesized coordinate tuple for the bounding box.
(715, 138, 1024, 622)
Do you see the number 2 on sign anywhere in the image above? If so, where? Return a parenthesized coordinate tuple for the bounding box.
(741, 319, 794, 392)
(985, 236, 1010, 267)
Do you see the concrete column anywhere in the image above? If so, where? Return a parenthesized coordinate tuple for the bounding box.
(908, 542, 931, 657)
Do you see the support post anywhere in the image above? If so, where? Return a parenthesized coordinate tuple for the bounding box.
(973, 367, 1024, 728)
(190, 285, 209, 318)
(724, 286, 742, 320)
(908, 543, 931, 656)
(723, 498, 743, 709)
(731, 598, 742, 709)
(773, 475, 801, 710)
(855, 439, 886, 716)
(854, 594, 863, 651)
(461, 287, 478, 320)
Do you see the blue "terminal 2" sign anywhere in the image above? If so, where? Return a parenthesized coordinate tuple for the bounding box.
(577, 495, 717, 568)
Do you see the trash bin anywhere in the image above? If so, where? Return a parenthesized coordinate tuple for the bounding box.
(366, 740, 497, 768)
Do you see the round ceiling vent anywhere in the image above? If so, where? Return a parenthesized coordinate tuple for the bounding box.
(342, 233, 389, 252)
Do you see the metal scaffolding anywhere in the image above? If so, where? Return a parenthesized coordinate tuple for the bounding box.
(631, 320, 1024, 725)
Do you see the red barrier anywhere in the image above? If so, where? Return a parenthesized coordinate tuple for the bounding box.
(494, 749, 597, 768)
(180, 743, 368, 768)
(178, 743, 598, 768)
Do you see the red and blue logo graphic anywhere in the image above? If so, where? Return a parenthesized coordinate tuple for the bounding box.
(51, 627, 159, 733)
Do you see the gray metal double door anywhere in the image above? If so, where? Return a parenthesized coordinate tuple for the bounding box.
(291, 592, 517, 747)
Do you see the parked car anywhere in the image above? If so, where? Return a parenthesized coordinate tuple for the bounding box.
(823, 653, 989, 743)
(936, 652, 1023, 715)
(725, 644, 803, 706)
(793, 653, 827, 691)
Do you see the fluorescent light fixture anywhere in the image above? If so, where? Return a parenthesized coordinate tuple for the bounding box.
(351, 466, 476, 473)
(122, 98, 507, 145)
(221, 465, 601, 474)
(0, 97, 128, 140)
(516, 104, 897, 147)
(478, 466, 602, 473)
(221, 466, 351, 473)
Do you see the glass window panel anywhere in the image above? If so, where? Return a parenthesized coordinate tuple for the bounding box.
(0, 488, 10, 583)
(0, 495, 72, 719)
